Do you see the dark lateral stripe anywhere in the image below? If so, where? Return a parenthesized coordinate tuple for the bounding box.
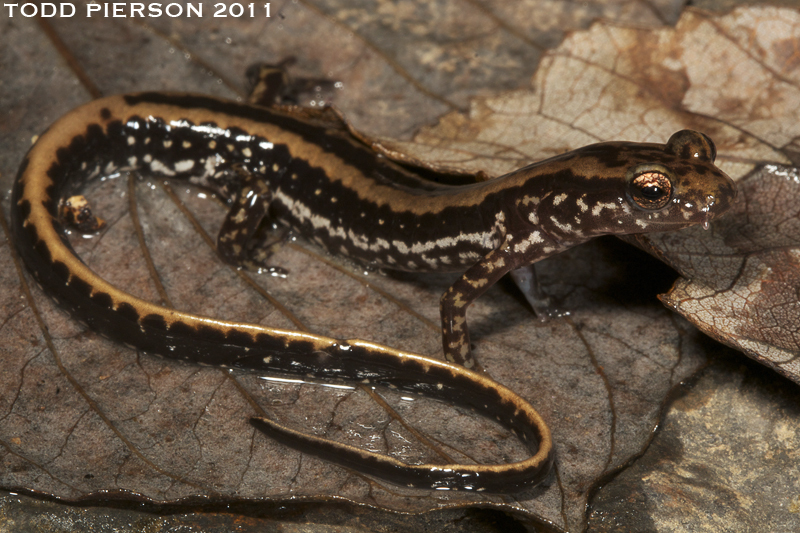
(124, 92, 451, 194)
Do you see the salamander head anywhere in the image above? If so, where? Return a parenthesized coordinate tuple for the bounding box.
(526, 130, 737, 241)
(620, 130, 736, 232)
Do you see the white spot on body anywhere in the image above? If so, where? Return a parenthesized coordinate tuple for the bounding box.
(422, 256, 439, 268)
(232, 208, 248, 224)
(459, 251, 481, 262)
(592, 202, 617, 217)
(549, 217, 574, 233)
(203, 155, 220, 177)
(467, 277, 488, 289)
(150, 159, 176, 176)
(513, 231, 544, 253)
(521, 195, 540, 207)
(174, 159, 196, 173)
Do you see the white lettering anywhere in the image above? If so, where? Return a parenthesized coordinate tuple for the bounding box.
(165, 2, 182, 16)
(20, 2, 38, 16)
(40, 2, 56, 16)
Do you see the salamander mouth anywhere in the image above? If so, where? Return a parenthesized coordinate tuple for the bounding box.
(697, 176, 737, 230)
(700, 180, 736, 229)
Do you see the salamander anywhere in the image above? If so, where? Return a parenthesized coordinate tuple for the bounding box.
(10, 92, 736, 492)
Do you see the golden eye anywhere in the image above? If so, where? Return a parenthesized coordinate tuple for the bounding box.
(629, 171, 673, 210)
(666, 130, 717, 162)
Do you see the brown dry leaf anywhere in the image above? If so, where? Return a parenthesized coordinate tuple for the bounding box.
(1, 2, 797, 533)
(382, 6, 792, 177)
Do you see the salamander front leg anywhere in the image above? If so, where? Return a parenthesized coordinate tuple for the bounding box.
(509, 264, 550, 317)
(440, 236, 525, 369)
(246, 59, 339, 108)
(509, 264, 570, 320)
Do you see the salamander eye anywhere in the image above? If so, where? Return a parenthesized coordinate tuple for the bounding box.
(627, 167, 674, 210)
(666, 130, 716, 162)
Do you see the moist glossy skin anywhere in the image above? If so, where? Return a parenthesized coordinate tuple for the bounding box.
(10, 92, 736, 492)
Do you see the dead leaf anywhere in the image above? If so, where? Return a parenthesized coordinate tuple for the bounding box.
(1, 3, 799, 533)
(587, 353, 800, 532)
(382, 6, 792, 179)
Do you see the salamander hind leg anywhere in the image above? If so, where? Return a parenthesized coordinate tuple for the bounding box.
(216, 168, 285, 273)
(60, 195, 106, 234)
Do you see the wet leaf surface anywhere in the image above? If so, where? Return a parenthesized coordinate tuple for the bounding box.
(1, 2, 799, 532)
(587, 350, 800, 532)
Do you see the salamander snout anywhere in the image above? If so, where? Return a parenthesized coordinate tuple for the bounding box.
(698, 172, 737, 229)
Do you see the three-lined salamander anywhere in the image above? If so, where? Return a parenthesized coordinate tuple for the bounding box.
(11, 92, 736, 492)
